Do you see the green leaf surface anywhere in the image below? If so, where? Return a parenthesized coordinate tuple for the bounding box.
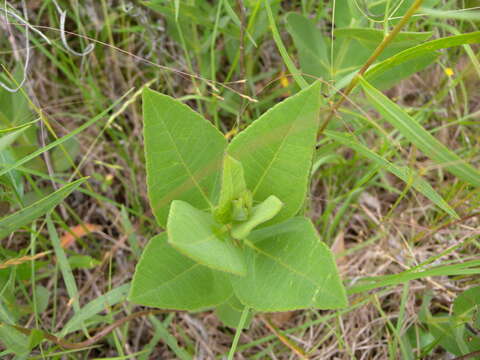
(0, 178, 86, 239)
(143, 88, 227, 228)
(231, 195, 283, 240)
(0, 324, 29, 356)
(325, 130, 458, 219)
(214, 155, 249, 224)
(129, 233, 232, 311)
(228, 82, 322, 225)
(453, 286, 480, 326)
(232, 217, 347, 311)
(216, 295, 253, 329)
(285, 12, 329, 80)
(168, 200, 246, 275)
(360, 78, 480, 188)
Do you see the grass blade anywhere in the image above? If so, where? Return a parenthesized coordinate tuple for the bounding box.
(47, 216, 81, 314)
(0, 178, 87, 239)
(360, 77, 480, 188)
(364, 32, 480, 84)
(325, 130, 459, 218)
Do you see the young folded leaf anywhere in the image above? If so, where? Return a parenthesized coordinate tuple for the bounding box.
(228, 81, 322, 226)
(231, 195, 283, 240)
(167, 200, 246, 276)
(214, 154, 250, 224)
(231, 217, 347, 311)
(143, 88, 227, 228)
(129, 234, 232, 311)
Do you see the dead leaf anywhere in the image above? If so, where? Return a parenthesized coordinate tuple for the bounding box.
(61, 224, 102, 248)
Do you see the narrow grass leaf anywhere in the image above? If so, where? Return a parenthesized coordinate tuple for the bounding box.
(0, 92, 130, 177)
(147, 316, 192, 360)
(0, 126, 30, 152)
(0, 178, 86, 239)
(265, 2, 307, 88)
(325, 130, 459, 218)
(360, 78, 480, 187)
(47, 216, 81, 314)
(349, 260, 480, 294)
(364, 32, 480, 84)
(129, 234, 232, 311)
(61, 284, 130, 336)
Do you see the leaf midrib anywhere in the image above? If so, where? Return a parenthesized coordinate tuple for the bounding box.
(251, 92, 314, 197)
(149, 96, 213, 208)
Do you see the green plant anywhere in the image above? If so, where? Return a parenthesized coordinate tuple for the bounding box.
(128, 82, 347, 326)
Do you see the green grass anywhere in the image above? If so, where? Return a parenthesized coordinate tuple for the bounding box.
(0, 0, 479, 358)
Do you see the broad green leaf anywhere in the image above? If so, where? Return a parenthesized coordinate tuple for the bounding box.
(167, 200, 246, 276)
(231, 195, 283, 240)
(325, 130, 459, 219)
(285, 13, 329, 81)
(364, 32, 480, 84)
(216, 295, 253, 329)
(453, 286, 480, 325)
(0, 178, 86, 239)
(360, 78, 480, 188)
(228, 81, 322, 225)
(214, 155, 249, 224)
(143, 88, 227, 228)
(232, 217, 347, 311)
(129, 234, 232, 311)
(0, 324, 29, 356)
(428, 314, 477, 356)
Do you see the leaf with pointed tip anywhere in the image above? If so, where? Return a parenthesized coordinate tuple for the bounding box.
(129, 233, 232, 311)
(214, 155, 249, 224)
(231, 217, 347, 311)
(167, 200, 246, 276)
(228, 81, 322, 225)
(143, 88, 227, 228)
(231, 195, 283, 240)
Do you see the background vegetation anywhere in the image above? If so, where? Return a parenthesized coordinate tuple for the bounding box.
(0, 0, 479, 358)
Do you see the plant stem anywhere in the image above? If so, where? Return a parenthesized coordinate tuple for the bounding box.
(228, 306, 250, 360)
(317, 0, 424, 137)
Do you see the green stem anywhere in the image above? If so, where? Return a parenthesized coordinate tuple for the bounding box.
(317, 0, 424, 137)
(227, 306, 250, 360)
